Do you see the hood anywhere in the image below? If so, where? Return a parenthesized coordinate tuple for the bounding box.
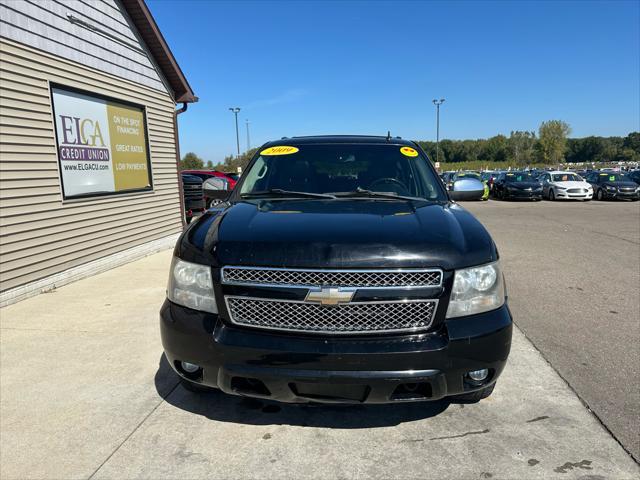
(550, 181, 590, 188)
(602, 181, 638, 189)
(181, 199, 496, 271)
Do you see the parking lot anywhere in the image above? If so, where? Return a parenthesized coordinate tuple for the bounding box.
(1, 200, 639, 480)
(465, 198, 640, 463)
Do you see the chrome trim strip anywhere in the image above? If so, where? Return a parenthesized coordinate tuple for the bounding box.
(223, 295, 439, 335)
(220, 265, 444, 289)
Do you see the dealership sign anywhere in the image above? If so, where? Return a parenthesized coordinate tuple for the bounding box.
(52, 87, 152, 198)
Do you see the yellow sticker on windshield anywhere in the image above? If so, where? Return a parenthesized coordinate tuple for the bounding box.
(400, 146, 418, 157)
(260, 146, 299, 156)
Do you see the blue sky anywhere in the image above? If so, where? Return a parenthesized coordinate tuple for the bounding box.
(148, 0, 640, 162)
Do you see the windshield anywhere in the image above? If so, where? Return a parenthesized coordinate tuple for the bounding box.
(552, 173, 581, 182)
(599, 173, 628, 182)
(239, 144, 445, 201)
(455, 172, 481, 180)
(505, 172, 533, 182)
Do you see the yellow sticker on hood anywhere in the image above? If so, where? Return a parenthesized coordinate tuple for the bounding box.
(260, 146, 299, 156)
(400, 146, 418, 157)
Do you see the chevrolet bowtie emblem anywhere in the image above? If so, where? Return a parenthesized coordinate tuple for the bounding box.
(305, 287, 356, 306)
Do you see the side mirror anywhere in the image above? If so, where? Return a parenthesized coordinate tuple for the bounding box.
(203, 177, 231, 201)
(449, 179, 484, 201)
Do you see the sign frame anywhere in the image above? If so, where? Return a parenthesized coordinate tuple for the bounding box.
(49, 83, 154, 200)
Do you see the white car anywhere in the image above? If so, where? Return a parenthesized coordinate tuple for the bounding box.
(539, 171, 593, 201)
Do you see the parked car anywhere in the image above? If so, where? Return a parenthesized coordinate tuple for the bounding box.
(584, 172, 640, 201)
(180, 174, 205, 223)
(492, 172, 543, 200)
(181, 170, 237, 207)
(529, 170, 546, 182)
(626, 170, 640, 185)
(481, 171, 500, 192)
(452, 171, 489, 200)
(161, 136, 512, 404)
(539, 171, 593, 201)
(441, 171, 456, 190)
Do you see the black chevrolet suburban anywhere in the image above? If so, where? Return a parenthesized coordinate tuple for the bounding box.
(161, 136, 512, 404)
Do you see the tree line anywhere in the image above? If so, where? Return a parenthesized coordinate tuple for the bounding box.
(179, 120, 640, 172)
(417, 122, 639, 166)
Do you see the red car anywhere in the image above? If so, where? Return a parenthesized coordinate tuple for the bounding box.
(181, 170, 238, 207)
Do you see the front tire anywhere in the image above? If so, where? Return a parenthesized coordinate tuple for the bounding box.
(548, 189, 555, 201)
(451, 383, 495, 403)
(596, 189, 604, 201)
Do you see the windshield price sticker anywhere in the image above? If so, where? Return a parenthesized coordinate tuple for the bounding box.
(260, 146, 299, 156)
(400, 146, 418, 157)
(609, 175, 615, 181)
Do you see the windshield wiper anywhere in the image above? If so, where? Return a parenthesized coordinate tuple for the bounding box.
(330, 187, 426, 202)
(240, 189, 336, 199)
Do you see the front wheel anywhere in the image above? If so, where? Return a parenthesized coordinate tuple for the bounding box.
(548, 189, 555, 201)
(451, 383, 495, 403)
(596, 189, 604, 201)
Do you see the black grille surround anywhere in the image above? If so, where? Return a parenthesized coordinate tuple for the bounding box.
(221, 266, 442, 288)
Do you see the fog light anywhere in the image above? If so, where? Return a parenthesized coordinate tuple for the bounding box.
(468, 369, 489, 381)
(181, 361, 200, 373)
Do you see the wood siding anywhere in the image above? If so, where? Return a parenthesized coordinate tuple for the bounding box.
(0, 0, 169, 93)
(0, 38, 183, 292)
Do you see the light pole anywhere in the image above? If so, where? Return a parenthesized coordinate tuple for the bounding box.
(228, 107, 241, 157)
(432, 98, 445, 164)
(245, 119, 251, 152)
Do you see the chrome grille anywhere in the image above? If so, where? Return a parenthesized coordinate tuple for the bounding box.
(567, 188, 585, 193)
(225, 297, 437, 334)
(221, 267, 442, 288)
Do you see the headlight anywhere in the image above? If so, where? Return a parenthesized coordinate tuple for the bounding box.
(556, 186, 567, 190)
(606, 185, 616, 191)
(446, 261, 505, 318)
(167, 257, 217, 313)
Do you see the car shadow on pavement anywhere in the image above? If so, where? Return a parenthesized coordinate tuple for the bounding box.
(154, 353, 452, 429)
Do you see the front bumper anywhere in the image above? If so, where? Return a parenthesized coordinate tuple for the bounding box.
(160, 301, 513, 404)
(554, 190, 593, 200)
(603, 190, 640, 200)
(504, 190, 542, 200)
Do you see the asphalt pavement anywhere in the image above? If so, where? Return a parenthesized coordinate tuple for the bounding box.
(465, 198, 640, 462)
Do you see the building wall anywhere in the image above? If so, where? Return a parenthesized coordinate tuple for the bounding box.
(0, 0, 168, 93)
(0, 35, 183, 293)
